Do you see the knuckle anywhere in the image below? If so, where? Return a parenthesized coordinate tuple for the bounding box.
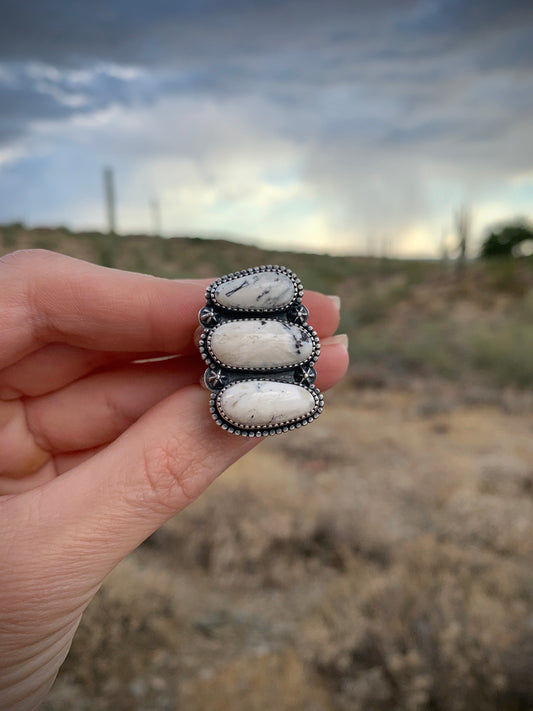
(140, 436, 207, 515)
(103, 391, 138, 433)
(0, 249, 59, 341)
(0, 252, 38, 336)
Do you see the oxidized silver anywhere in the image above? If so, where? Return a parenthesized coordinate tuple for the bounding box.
(198, 265, 323, 436)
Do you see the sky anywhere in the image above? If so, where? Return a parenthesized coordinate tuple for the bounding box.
(0, 0, 532, 257)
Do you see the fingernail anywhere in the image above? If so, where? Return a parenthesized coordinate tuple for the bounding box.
(327, 295, 341, 312)
(323, 333, 349, 349)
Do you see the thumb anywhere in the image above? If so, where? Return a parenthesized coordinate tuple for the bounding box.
(0, 386, 256, 710)
(24, 385, 258, 585)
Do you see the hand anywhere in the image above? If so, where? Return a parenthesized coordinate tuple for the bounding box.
(0, 249, 348, 710)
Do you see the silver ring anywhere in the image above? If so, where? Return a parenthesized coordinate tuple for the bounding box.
(198, 265, 323, 436)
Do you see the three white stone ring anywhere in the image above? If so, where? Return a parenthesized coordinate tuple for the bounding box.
(198, 265, 323, 436)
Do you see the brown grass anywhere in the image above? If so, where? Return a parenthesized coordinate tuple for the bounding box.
(44, 385, 533, 711)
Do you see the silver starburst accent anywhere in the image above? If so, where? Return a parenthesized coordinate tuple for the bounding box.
(199, 306, 219, 327)
(205, 368, 227, 389)
(288, 303, 309, 324)
(294, 364, 317, 387)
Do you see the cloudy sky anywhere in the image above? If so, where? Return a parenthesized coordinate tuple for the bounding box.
(0, 0, 532, 256)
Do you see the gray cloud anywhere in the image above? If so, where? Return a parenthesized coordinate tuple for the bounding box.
(2, 0, 532, 147)
(0, 0, 532, 251)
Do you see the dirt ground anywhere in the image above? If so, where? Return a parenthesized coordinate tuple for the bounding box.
(43, 376, 533, 711)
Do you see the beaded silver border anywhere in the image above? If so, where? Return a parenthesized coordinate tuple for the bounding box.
(199, 265, 322, 436)
(210, 382, 324, 437)
(206, 265, 303, 314)
(199, 319, 320, 372)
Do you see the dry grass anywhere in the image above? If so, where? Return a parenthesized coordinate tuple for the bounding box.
(44, 385, 533, 711)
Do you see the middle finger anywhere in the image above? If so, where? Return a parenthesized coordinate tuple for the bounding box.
(24, 357, 205, 455)
(0, 292, 339, 400)
(22, 339, 346, 457)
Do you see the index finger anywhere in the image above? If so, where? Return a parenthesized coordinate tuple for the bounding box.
(0, 250, 340, 370)
(0, 250, 207, 369)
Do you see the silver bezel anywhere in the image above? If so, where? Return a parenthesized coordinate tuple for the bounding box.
(206, 265, 303, 314)
(199, 319, 320, 372)
(210, 382, 324, 437)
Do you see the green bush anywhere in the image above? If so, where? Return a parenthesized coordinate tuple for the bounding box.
(480, 221, 533, 259)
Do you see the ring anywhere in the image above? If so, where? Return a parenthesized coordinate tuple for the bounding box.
(198, 265, 323, 436)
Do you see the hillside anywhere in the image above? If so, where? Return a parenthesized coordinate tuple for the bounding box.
(3, 223, 533, 388)
(2, 224, 533, 710)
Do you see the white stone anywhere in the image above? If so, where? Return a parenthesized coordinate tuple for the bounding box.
(214, 272, 294, 310)
(209, 319, 314, 368)
(218, 380, 316, 427)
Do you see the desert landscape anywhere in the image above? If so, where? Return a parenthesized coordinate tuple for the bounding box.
(2, 225, 532, 710)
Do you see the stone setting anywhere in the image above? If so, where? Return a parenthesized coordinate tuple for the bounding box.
(208, 265, 301, 313)
(199, 265, 323, 436)
(205, 319, 319, 370)
(215, 380, 322, 432)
